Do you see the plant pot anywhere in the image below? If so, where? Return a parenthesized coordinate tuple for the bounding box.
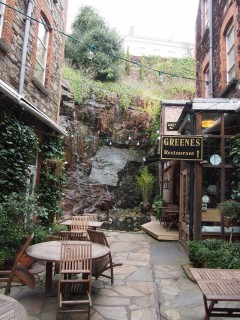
(18, 253, 34, 270)
(140, 202, 151, 214)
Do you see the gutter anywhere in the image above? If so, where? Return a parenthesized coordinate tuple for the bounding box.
(209, 0, 214, 97)
(0, 79, 68, 136)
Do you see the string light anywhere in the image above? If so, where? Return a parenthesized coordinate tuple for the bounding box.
(158, 71, 164, 82)
(87, 46, 94, 60)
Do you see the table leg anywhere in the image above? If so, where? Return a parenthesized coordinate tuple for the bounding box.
(45, 261, 53, 294)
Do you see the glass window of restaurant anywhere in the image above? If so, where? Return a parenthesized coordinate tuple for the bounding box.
(200, 112, 240, 228)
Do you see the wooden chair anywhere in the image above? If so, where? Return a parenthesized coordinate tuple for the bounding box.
(0, 233, 35, 295)
(87, 229, 122, 285)
(71, 216, 89, 240)
(83, 213, 98, 221)
(56, 231, 85, 241)
(56, 241, 92, 320)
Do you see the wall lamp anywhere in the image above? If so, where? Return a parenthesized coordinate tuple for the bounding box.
(163, 178, 169, 189)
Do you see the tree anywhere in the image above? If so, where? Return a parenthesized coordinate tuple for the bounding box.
(65, 6, 124, 82)
(125, 47, 131, 75)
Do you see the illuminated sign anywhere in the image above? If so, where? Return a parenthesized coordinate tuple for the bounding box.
(160, 135, 203, 161)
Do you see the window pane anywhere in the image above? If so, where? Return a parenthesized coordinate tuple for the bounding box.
(0, 0, 5, 37)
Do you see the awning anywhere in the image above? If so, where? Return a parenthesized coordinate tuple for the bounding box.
(0, 78, 68, 136)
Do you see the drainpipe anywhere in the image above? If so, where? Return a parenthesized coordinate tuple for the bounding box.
(19, 0, 33, 95)
(209, 0, 214, 97)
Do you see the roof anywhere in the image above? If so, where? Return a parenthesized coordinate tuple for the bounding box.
(0, 79, 68, 136)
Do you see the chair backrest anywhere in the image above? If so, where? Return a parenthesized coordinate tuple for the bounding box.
(87, 229, 109, 248)
(3, 233, 34, 294)
(71, 216, 89, 231)
(83, 213, 98, 221)
(12, 233, 34, 275)
(15, 263, 35, 289)
(59, 241, 92, 278)
(57, 231, 85, 241)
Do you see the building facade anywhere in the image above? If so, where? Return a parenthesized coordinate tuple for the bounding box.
(0, 0, 68, 190)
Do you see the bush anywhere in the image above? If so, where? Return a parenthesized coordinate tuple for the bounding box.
(188, 239, 240, 269)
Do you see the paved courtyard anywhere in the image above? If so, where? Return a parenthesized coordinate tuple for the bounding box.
(1, 231, 208, 319)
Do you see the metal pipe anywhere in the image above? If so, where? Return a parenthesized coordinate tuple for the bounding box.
(19, 0, 33, 95)
(209, 0, 214, 97)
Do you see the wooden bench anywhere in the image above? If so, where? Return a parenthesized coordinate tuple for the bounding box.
(190, 268, 240, 320)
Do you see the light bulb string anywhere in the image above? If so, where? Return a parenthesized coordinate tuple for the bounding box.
(0, 1, 207, 84)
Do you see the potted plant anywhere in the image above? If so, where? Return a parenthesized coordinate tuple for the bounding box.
(218, 200, 240, 241)
(152, 195, 167, 221)
(136, 166, 155, 213)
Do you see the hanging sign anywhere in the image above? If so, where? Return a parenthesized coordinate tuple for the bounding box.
(160, 135, 203, 161)
(167, 122, 177, 131)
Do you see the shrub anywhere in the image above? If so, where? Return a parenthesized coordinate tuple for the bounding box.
(188, 239, 240, 269)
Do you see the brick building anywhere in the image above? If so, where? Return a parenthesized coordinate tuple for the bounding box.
(195, 0, 240, 98)
(0, 0, 68, 189)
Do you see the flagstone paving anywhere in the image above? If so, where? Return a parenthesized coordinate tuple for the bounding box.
(1, 230, 232, 319)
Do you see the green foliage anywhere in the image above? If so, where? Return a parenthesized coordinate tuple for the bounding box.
(36, 136, 67, 225)
(136, 166, 155, 203)
(218, 200, 240, 221)
(65, 6, 124, 82)
(125, 47, 131, 76)
(188, 239, 240, 269)
(152, 195, 167, 220)
(0, 113, 39, 199)
(0, 192, 49, 267)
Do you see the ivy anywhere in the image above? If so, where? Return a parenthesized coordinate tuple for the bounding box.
(36, 136, 67, 225)
(0, 113, 39, 200)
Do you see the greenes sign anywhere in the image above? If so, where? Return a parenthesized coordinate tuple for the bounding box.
(160, 135, 203, 161)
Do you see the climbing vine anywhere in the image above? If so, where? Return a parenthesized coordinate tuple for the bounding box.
(36, 136, 67, 225)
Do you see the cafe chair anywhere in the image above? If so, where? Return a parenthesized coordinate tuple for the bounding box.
(56, 241, 92, 320)
(87, 229, 122, 285)
(83, 213, 98, 230)
(71, 216, 89, 240)
(0, 233, 35, 295)
(57, 231, 85, 241)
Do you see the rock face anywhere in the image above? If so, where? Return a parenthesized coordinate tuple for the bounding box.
(60, 81, 156, 229)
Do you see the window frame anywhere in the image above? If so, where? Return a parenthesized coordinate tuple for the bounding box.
(35, 16, 49, 85)
(226, 24, 235, 83)
(204, 0, 209, 29)
(0, 0, 6, 38)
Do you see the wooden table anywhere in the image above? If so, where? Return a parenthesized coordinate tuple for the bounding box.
(26, 241, 109, 295)
(0, 294, 28, 319)
(190, 268, 240, 319)
(60, 220, 103, 230)
(165, 210, 179, 231)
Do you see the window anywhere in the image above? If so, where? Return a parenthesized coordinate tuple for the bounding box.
(28, 153, 38, 195)
(35, 17, 49, 85)
(204, 0, 209, 29)
(226, 24, 235, 83)
(0, 0, 5, 37)
(204, 67, 210, 98)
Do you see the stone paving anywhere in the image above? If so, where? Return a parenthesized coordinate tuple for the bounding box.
(1, 230, 233, 320)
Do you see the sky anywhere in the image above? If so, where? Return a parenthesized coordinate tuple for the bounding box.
(66, 0, 199, 44)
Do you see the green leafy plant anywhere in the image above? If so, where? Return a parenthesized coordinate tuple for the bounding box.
(0, 113, 39, 200)
(188, 239, 240, 269)
(152, 195, 167, 220)
(36, 136, 67, 226)
(136, 166, 155, 203)
(218, 200, 240, 222)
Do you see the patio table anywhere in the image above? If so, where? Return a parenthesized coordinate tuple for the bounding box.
(26, 240, 109, 295)
(0, 293, 28, 319)
(60, 219, 103, 230)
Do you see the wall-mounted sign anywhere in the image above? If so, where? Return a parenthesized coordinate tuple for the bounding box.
(167, 122, 177, 131)
(160, 135, 203, 161)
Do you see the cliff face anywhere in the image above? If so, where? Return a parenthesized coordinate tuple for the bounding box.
(60, 80, 156, 220)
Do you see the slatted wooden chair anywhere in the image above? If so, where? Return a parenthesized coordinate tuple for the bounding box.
(87, 229, 122, 285)
(56, 231, 85, 241)
(0, 233, 35, 295)
(83, 213, 98, 230)
(71, 216, 89, 240)
(56, 241, 92, 320)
